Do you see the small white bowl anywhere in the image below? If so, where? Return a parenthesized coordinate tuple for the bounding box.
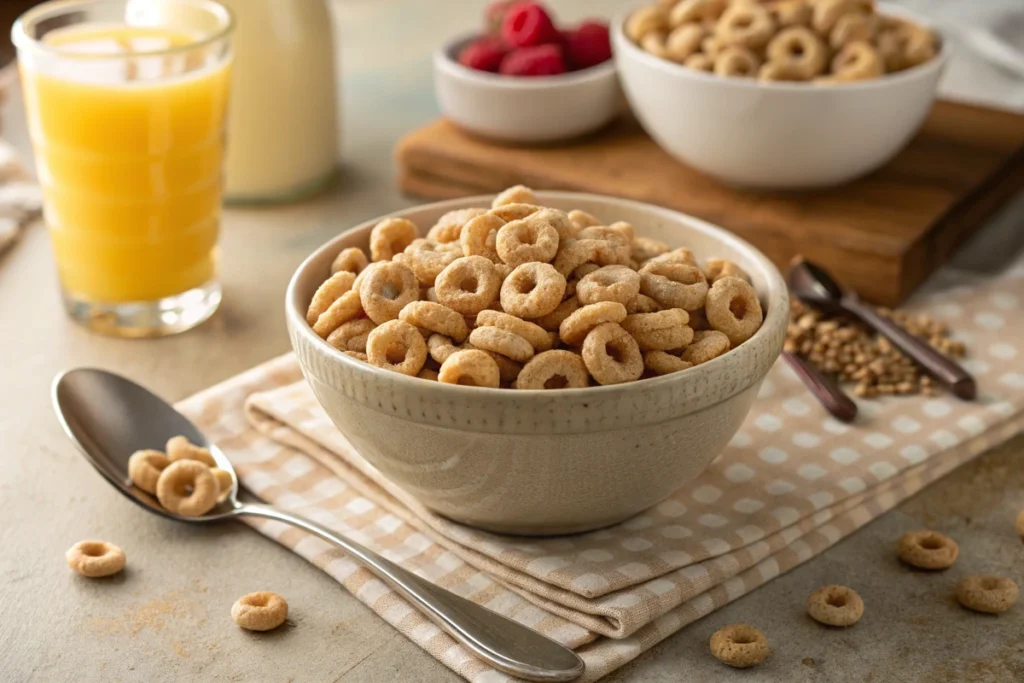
(612, 3, 948, 189)
(433, 35, 621, 144)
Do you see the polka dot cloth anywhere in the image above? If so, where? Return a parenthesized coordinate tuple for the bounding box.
(179, 264, 1024, 683)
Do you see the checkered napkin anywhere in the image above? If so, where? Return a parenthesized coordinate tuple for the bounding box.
(177, 259, 1024, 682)
(0, 139, 42, 257)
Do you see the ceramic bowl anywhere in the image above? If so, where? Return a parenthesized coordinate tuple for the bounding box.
(287, 193, 788, 536)
(611, 3, 948, 189)
(433, 35, 621, 143)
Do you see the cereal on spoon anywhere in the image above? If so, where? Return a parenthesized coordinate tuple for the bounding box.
(306, 186, 765, 388)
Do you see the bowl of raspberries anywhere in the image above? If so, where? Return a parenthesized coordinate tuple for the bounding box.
(434, 1, 621, 143)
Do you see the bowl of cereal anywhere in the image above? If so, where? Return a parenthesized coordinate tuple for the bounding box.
(287, 187, 787, 535)
(612, 0, 947, 188)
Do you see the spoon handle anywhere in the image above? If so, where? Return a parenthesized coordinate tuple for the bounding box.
(844, 300, 977, 400)
(782, 351, 858, 423)
(235, 503, 584, 682)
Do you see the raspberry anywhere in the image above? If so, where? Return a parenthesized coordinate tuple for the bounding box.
(563, 21, 612, 70)
(499, 44, 567, 76)
(501, 3, 560, 48)
(458, 36, 509, 72)
(485, 1, 518, 35)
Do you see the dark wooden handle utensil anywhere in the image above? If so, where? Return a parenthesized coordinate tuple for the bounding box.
(782, 351, 859, 423)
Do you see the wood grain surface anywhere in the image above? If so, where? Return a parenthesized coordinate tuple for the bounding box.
(397, 101, 1024, 306)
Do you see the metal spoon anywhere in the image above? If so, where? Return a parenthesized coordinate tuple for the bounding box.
(787, 257, 976, 400)
(52, 368, 585, 683)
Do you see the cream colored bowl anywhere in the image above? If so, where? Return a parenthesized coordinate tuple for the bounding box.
(286, 193, 787, 535)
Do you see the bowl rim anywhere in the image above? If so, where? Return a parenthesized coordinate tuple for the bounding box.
(434, 31, 617, 90)
(611, 1, 949, 93)
(286, 191, 788, 401)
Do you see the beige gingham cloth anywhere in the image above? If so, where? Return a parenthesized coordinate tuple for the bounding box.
(0, 139, 42, 257)
(178, 259, 1024, 682)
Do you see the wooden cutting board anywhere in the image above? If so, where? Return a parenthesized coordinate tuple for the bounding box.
(395, 101, 1024, 306)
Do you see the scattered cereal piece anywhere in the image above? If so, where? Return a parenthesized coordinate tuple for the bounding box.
(897, 530, 959, 570)
(806, 585, 864, 626)
(709, 624, 770, 668)
(955, 575, 1019, 614)
(66, 540, 126, 578)
(232, 591, 289, 631)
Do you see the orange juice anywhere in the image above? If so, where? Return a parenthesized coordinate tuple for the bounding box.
(20, 24, 231, 303)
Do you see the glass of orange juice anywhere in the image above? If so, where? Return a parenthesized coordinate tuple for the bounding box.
(13, 0, 233, 337)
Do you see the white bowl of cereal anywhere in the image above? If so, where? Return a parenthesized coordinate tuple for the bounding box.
(612, 1, 948, 188)
(286, 187, 787, 535)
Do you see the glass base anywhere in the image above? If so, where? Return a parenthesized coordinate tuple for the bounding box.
(63, 280, 221, 338)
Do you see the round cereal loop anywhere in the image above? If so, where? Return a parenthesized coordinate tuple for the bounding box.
(468, 326, 535, 364)
(532, 208, 575, 242)
(812, 0, 873, 34)
(496, 213, 560, 266)
(895, 21, 936, 68)
(665, 23, 706, 62)
(211, 467, 234, 501)
(577, 266, 642, 306)
(427, 208, 488, 243)
(345, 350, 368, 362)
(807, 585, 865, 626)
(330, 247, 369, 275)
(701, 34, 724, 58)
(532, 296, 581, 332)
(312, 290, 363, 338)
(476, 309, 552, 352)
(66, 540, 126, 578)
(460, 213, 505, 262)
(156, 459, 219, 517)
(897, 530, 958, 570)
(560, 301, 627, 346)
(1017, 509, 1024, 538)
(956, 575, 1019, 614)
(573, 263, 601, 282)
(682, 330, 731, 365)
(626, 293, 662, 314)
(715, 2, 775, 50)
(489, 203, 541, 223)
(640, 31, 670, 59)
(395, 240, 460, 287)
(582, 323, 644, 385)
(482, 350, 523, 384)
(326, 318, 376, 353)
(826, 41, 883, 82)
(766, 26, 827, 79)
(424, 286, 440, 303)
(167, 435, 217, 467)
(704, 258, 750, 284)
(579, 224, 631, 248)
(568, 209, 600, 231)
(427, 334, 465, 364)
(366, 320, 428, 376)
(307, 271, 357, 325)
(399, 301, 469, 342)
(438, 349, 501, 388)
(875, 28, 905, 72)
(705, 276, 764, 346)
(644, 350, 694, 376)
(626, 4, 669, 41)
(830, 11, 878, 49)
(684, 52, 714, 71)
(553, 239, 597, 277)
(500, 262, 566, 319)
(359, 261, 419, 325)
(128, 449, 169, 494)
(492, 185, 538, 209)
(418, 367, 440, 381)
(435, 256, 501, 316)
(709, 624, 770, 669)
(759, 62, 807, 81)
(714, 45, 761, 77)
(232, 592, 288, 631)
(646, 247, 697, 267)
(631, 237, 670, 263)
(622, 309, 694, 351)
(669, 0, 726, 27)
(640, 261, 709, 310)
(767, 0, 811, 28)
(516, 350, 590, 390)
(370, 217, 418, 262)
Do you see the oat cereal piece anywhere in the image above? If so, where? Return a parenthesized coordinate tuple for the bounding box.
(435, 256, 501, 316)
(568, 209, 600, 230)
(167, 435, 217, 467)
(517, 350, 590, 389)
(330, 247, 369, 275)
(482, 350, 523, 384)
(640, 31, 671, 59)
(369, 217, 418, 262)
(359, 261, 419, 325)
(492, 185, 538, 208)
(66, 540, 126, 578)
(646, 247, 698, 267)
(424, 286, 440, 303)
(577, 226, 631, 266)
(344, 350, 368, 362)
(705, 276, 764, 346)
(211, 467, 234, 501)
(689, 307, 711, 330)
(395, 239, 460, 286)
(326, 318, 376, 353)
(418, 367, 440, 381)
(716, 2, 775, 50)
(128, 449, 169, 494)
(489, 203, 540, 223)
(532, 297, 582, 332)
(684, 53, 714, 71)
(956, 575, 1019, 614)
(701, 34, 725, 59)
(438, 349, 501, 388)
(476, 310, 552, 352)
(232, 592, 288, 631)
(669, 0, 726, 27)
(875, 27, 905, 72)
(496, 212, 560, 266)
(460, 213, 504, 262)
(766, 26, 827, 79)
(366, 320, 428, 376)
(530, 208, 576, 242)
(576, 265, 642, 306)
(709, 624, 770, 668)
(469, 326, 535, 364)
(812, 0, 872, 34)
(767, 0, 811, 28)
(627, 4, 669, 41)
(640, 261, 709, 310)
(427, 208, 488, 243)
(714, 45, 762, 77)
(307, 271, 357, 325)
(681, 330, 730, 365)
(560, 301, 628, 346)
(893, 20, 936, 68)
(631, 237, 670, 263)
(1016, 509, 1024, 538)
(704, 258, 750, 284)
(312, 290, 363, 338)
(553, 239, 597, 277)
(622, 309, 694, 351)
(825, 41, 883, 82)
(582, 323, 644, 385)
(807, 585, 865, 626)
(759, 61, 808, 82)
(399, 301, 469, 343)
(897, 530, 959, 570)
(500, 263, 566, 319)
(427, 334, 465, 364)
(156, 459, 219, 517)
(644, 351, 694, 376)
(626, 293, 662, 314)
(665, 22, 706, 61)
(830, 12, 878, 49)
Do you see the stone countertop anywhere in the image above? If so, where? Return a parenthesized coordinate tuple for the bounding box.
(1, 1, 1022, 681)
